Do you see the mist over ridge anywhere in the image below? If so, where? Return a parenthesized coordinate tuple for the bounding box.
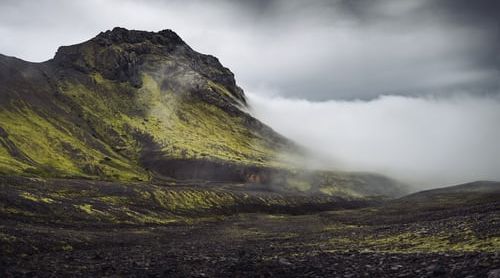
(248, 91, 500, 189)
(0, 0, 498, 188)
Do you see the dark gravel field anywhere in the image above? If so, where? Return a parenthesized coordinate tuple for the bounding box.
(1, 177, 499, 277)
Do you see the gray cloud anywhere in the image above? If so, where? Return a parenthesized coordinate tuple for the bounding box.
(0, 0, 497, 100)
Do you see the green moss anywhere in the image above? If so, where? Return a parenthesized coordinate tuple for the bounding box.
(320, 186, 363, 198)
(98, 196, 129, 205)
(0, 108, 85, 176)
(0, 69, 285, 181)
(0, 232, 17, 242)
(149, 188, 237, 211)
(328, 231, 500, 253)
(122, 208, 177, 225)
(0, 142, 30, 174)
(0, 207, 36, 217)
(207, 80, 238, 101)
(286, 178, 312, 191)
(366, 232, 500, 253)
(265, 214, 287, 220)
(0, 103, 148, 181)
(75, 204, 95, 214)
(61, 244, 73, 251)
(138, 74, 280, 166)
(20, 192, 55, 204)
(323, 224, 362, 231)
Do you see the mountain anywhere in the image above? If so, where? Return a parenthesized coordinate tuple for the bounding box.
(0, 27, 404, 197)
(388, 180, 500, 209)
(3, 28, 497, 277)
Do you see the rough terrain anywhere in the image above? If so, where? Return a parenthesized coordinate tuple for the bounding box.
(1, 178, 498, 277)
(0, 27, 498, 278)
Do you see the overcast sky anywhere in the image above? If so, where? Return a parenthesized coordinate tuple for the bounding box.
(1, 0, 499, 187)
(0, 0, 498, 100)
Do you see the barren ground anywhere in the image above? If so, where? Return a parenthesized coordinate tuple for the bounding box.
(1, 177, 499, 277)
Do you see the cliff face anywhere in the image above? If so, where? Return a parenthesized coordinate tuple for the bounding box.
(53, 28, 246, 104)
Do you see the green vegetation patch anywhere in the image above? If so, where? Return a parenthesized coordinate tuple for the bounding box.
(20, 192, 55, 204)
(328, 228, 500, 253)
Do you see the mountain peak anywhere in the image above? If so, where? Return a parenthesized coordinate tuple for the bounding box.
(51, 27, 245, 103)
(52, 27, 191, 86)
(94, 27, 187, 47)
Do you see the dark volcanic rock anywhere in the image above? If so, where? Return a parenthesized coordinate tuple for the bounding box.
(53, 27, 245, 102)
(0, 175, 499, 277)
(489, 269, 500, 278)
(426, 264, 447, 277)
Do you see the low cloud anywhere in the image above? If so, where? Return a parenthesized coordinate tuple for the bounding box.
(248, 92, 500, 188)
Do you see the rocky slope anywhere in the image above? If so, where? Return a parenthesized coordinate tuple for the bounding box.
(1, 178, 498, 277)
(0, 27, 404, 197)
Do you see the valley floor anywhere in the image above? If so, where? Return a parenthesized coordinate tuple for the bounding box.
(0, 177, 499, 277)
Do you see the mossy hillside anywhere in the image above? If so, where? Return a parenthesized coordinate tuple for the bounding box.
(279, 170, 406, 198)
(0, 28, 406, 198)
(137, 74, 279, 165)
(0, 106, 93, 177)
(0, 101, 148, 181)
(0, 141, 30, 175)
(0, 54, 286, 181)
(60, 71, 282, 168)
(0, 177, 351, 226)
(0, 60, 151, 181)
(0, 68, 280, 180)
(62, 28, 292, 168)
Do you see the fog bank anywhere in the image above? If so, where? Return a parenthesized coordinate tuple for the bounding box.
(248, 92, 500, 188)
